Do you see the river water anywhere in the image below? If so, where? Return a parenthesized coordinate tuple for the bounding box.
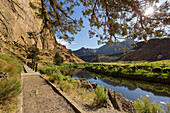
(63, 68, 170, 110)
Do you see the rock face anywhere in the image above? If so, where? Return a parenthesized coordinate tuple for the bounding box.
(0, 0, 84, 63)
(119, 38, 170, 61)
(105, 88, 136, 113)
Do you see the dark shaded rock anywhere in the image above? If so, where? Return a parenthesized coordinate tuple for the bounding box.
(94, 76, 98, 80)
(105, 88, 136, 113)
(91, 82, 97, 89)
(86, 82, 93, 89)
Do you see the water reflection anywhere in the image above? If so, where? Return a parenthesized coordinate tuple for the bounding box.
(63, 68, 170, 110)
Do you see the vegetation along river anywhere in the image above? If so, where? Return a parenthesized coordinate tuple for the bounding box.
(63, 68, 170, 110)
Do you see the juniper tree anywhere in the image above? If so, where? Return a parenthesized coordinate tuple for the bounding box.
(29, 0, 169, 45)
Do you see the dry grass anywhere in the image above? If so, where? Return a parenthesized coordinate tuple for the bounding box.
(0, 54, 22, 113)
(92, 60, 170, 67)
(42, 74, 96, 105)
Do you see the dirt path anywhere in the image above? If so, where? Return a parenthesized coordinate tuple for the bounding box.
(23, 76, 78, 113)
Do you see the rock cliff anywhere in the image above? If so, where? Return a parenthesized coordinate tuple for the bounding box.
(0, 0, 84, 63)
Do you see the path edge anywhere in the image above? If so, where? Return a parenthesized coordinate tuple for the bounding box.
(40, 75, 85, 113)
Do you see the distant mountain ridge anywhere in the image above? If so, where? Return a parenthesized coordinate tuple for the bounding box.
(73, 40, 136, 56)
(119, 38, 170, 61)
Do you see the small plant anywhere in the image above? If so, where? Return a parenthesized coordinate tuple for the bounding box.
(133, 96, 163, 113)
(94, 85, 108, 107)
(0, 78, 22, 104)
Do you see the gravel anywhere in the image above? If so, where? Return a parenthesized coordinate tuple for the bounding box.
(23, 76, 78, 113)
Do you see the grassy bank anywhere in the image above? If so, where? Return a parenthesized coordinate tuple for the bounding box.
(0, 54, 22, 113)
(85, 60, 170, 84)
(39, 65, 100, 106)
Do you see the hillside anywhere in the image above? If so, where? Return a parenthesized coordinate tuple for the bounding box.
(0, 0, 84, 63)
(79, 52, 124, 62)
(119, 38, 170, 61)
(73, 40, 135, 56)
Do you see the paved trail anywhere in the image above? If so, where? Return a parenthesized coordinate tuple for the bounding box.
(22, 65, 78, 113)
(23, 76, 77, 113)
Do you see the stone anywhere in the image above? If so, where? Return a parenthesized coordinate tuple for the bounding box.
(91, 82, 97, 89)
(105, 88, 136, 113)
(86, 82, 93, 89)
(94, 76, 98, 80)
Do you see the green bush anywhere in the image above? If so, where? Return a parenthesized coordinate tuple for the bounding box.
(131, 66, 138, 72)
(39, 67, 51, 74)
(163, 68, 170, 74)
(95, 85, 108, 107)
(108, 65, 114, 69)
(100, 66, 105, 70)
(133, 96, 163, 113)
(117, 66, 124, 73)
(0, 78, 22, 104)
(54, 52, 64, 65)
(152, 67, 162, 73)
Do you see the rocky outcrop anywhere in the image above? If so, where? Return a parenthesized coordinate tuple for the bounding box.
(105, 88, 136, 113)
(119, 38, 170, 61)
(0, 0, 84, 63)
(76, 78, 136, 113)
(0, 0, 54, 49)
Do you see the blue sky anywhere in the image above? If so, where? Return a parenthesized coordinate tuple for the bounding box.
(56, 5, 104, 51)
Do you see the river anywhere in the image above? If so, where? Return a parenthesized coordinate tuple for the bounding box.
(63, 68, 170, 110)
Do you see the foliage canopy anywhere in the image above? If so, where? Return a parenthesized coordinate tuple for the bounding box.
(30, 0, 169, 45)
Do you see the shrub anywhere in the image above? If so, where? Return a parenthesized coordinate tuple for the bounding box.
(152, 67, 162, 73)
(94, 85, 108, 107)
(100, 66, 105, 70)
(0, 78, 22, 104)
(54, 52, 64, 65)
(133, 96, 163, 113)
(39, 67, 51, 74)
(108, 65, 114, 69)
(117, 66, 124, 73)
(131, 66, 137, 72)
(163, 68, 170, 74)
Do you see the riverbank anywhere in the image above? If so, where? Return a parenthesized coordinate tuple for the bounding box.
(85, 62, 170, 84)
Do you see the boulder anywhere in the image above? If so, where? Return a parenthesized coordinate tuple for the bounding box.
(105, 88, 136, 113)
